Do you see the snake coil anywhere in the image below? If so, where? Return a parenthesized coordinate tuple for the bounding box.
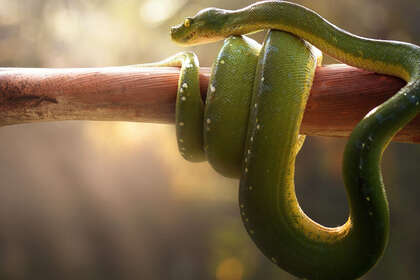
(140, 1, 420, 279)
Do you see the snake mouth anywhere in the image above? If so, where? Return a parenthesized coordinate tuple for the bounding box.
(171, 27, 227, 46)
(170, 24, 195, 45)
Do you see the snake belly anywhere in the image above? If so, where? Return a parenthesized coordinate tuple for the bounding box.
(165, 1, 420, 279)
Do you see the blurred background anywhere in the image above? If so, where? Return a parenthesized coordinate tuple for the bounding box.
(0, 0, 418, 279)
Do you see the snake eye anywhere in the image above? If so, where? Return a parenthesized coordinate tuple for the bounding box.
(184, 17, 192, 27)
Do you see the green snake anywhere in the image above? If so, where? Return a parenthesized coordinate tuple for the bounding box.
(141, 1, 419, 279)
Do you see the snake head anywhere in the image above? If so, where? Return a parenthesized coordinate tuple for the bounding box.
(170, 7, 229, 46)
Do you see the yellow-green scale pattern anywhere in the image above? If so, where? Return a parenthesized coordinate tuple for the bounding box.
(161, 1, 420, 279)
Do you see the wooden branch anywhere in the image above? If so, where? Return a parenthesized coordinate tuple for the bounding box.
(0, 64, 418, 143)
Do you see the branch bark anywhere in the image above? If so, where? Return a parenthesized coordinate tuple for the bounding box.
(0, 64, 418, 143)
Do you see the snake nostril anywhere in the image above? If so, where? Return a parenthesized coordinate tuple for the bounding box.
(170, 26, 180, 39)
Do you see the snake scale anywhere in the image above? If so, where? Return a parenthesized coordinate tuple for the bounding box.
(139, 1, 420, 279)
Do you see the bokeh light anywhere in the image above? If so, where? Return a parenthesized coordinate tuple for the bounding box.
(0, 0, 418, 279)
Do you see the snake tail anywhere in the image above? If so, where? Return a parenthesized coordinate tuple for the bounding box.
(133, 52, 206, 162)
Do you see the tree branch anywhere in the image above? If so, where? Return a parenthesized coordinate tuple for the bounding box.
(0, 64, 418, 143)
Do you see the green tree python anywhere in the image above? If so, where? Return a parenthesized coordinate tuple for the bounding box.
(139, 1, 420, 279)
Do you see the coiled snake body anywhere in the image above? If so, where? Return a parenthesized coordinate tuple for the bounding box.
(140, 1, 420, 279)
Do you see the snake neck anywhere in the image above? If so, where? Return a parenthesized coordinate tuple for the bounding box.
(225, 0, 420, 82)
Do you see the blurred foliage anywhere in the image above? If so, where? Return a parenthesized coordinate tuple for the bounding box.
(0, 0, 419, 279)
